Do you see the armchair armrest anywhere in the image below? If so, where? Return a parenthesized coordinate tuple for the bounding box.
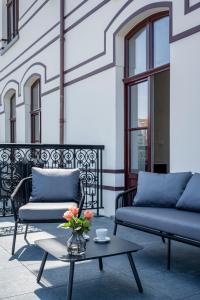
(115, 187, 137, 210)
(11, 177, 32, 221)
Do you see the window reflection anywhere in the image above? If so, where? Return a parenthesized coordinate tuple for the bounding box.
(153, 16, 170, 67)
(128, 27, 147, 76)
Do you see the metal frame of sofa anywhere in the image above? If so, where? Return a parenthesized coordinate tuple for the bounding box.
(11, 176, 85, 255)
(114, 187, 200, 270)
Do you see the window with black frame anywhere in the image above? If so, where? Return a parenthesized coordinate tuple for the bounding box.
(10, 93, 16, 143)
(7, 0, 18, 43)
(31, 79, 41, 143)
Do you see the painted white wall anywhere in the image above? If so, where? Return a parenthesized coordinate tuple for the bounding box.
(0, 0, 200, 215)
(170, 31, 200, 173)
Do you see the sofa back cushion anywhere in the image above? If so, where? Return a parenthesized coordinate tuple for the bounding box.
(176, 173, 200, 212)
(134, 171, 191, 208)
(31, 167, 80, 202)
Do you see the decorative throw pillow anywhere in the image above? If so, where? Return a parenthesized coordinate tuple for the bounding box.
(176, 173, 200, 212)
(30, 167, 80, 202)
(134, 171, 192, 208)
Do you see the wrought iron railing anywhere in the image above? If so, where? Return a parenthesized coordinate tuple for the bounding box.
(0, 144, 104, 217)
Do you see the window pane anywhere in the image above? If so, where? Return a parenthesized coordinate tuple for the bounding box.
(34, 114, 40, 142)
(153, 16, 170, 67)
(128, 27, 147, 76)
(129, 130, 148, 173)
(129, 81, 148, 128)
(32, 81, 40, 111)
(10, 95, 16, 118)
(11, 121, 16, 143)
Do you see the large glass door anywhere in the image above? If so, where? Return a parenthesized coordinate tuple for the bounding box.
(126, 81, 150, 187)
(124, 12, 170, 188)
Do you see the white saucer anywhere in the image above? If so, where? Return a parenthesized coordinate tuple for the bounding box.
(93, 236, 111, 243)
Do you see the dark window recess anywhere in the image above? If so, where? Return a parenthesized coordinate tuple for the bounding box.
(31, 79, 41, 143)
(10, 94, 16, 143)
(7, 0, 18, 43)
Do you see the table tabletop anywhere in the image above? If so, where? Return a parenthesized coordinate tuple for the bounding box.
(35, 235, 143, 262)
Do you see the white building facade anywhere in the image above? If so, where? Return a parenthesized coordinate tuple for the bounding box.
(0, 0, 200, 215)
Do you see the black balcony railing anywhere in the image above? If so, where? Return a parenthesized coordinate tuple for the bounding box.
(0, 144, 104, 217)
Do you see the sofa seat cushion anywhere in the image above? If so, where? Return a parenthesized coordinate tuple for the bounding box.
(116, 207, 200, 242)
(19, 202, 77, 221)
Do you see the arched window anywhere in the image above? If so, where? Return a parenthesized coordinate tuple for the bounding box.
(124, 12, 170, 188)
(7, 0, 18, 43)
(10, 93, 16, 142)
(30, 79, 41, 143)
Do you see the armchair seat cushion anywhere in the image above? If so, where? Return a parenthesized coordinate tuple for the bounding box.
(19, 202, 77, 221)
(116, 207, 200, 242)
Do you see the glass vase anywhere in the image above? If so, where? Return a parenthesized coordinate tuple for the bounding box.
(67, 231, 86, 255)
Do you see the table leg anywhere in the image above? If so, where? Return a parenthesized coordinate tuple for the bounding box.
(37, 251, 48, 283)
(99, 257, 103, 271)
(67, 261, 75, 300)
(127, 253, 143, 293)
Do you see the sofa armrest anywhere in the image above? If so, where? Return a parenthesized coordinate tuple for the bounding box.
(115, 187, 137, 210)
(11, 177, 32, 221)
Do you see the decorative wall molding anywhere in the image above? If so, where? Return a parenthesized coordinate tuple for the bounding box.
(0, 80, 19, 105)
(64, 0, 111, 34)
(184, 0, 200, 14)
(64, 0, 89, 19)
(0, 22, 59, 75)
(19, 0, 39, 21)
(19, 0, 50, 31)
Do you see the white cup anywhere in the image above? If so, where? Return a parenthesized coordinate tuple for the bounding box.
(96, 228, 108, 240)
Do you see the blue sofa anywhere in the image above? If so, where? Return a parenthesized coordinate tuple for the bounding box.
(114, 172, 200, 270)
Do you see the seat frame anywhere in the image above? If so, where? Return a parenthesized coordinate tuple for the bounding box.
(114, 187, 200, 270)
(11, 176, 85, 255)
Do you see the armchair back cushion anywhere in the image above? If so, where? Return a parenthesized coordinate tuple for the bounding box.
(176, 173, 200, 212)
(134, 171, 191, 208)
(30, 167, 80, 202)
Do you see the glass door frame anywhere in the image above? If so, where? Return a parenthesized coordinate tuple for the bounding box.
(124, 12, 170, 188)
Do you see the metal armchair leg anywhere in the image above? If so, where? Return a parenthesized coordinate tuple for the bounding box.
(167, 238, 171, 270)
(12, 222, 18, 255)
(37, 251, 48, 283)
(24, 224, 29, 241)
(113, 223, 118, 235)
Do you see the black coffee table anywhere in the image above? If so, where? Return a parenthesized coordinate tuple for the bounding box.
(35, 235, 143, 300)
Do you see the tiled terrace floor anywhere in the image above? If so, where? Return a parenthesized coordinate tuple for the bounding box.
(0, 216, 200, 300)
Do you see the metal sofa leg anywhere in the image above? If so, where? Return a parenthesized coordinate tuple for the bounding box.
(24, 224, 29, 241)
(12, 222, 18, 255)
(167, 238, 171, 270)
(113, 223, 118, 235)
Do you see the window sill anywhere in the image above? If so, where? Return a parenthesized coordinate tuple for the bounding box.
(0, 34, 19, 55)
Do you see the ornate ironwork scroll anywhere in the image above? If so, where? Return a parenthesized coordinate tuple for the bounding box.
(0, 144, 104, 216)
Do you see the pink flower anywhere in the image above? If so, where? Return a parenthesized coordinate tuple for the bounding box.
(63, 211, 73, 221)
(69, 207, 79, 216)
(84, 210, 94, 220)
